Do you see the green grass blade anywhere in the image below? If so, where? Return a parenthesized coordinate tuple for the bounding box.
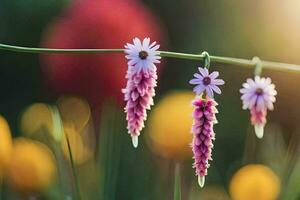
(173, 163, 181, 200)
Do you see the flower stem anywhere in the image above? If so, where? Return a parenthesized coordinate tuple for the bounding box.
(0, 43, 300, 72)
(66, 135, 82, 200)
(0, 178, 2, 200)
(173, 163, 181, 200)
(253, 56, 263, 76)
(0, 43, 123, 53)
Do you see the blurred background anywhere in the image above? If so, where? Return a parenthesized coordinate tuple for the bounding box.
(0, 0, 300, 199)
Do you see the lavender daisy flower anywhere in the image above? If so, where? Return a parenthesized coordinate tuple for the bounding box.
(189, 68, 225, 98)
(123, 38, 160, 148)
(240, 76, 277, 138)
(191, 97, 218, 188)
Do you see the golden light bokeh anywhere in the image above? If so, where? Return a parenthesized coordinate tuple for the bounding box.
(57, 96, 91, 133)
(54, 96, 94, 165)
(20, 103, 53, 137)
(61, 123, 93, 165)
(7, 138, 56, 193)
(0, 115, 13, 176)
(146, 91, 194, 160)
(229, 164, 281, 200)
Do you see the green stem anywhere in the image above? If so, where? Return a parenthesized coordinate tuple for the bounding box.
(173, 163, 181, 200)
(0, 43, 123, 53)
(0, 178, 2, 200)
(253, 56, 263, 76)
(0, 43, 300, 72)
(66, 135, 82, 200)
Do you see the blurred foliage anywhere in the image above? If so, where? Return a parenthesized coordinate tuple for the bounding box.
(189, 185, 231, 200)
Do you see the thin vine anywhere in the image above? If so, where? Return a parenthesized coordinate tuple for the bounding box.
(0, 43, 299, 72)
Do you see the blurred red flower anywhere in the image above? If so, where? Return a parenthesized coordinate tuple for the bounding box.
(40, 0, 165, 107)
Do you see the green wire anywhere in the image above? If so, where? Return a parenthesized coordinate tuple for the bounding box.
(0, 43, 300, 72)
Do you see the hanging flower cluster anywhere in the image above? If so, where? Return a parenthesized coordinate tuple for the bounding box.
(121, 37, 280, 189)
(189, 67, 224, 187)
(123, 38, 161, 148)
(240, 76, 277, 138)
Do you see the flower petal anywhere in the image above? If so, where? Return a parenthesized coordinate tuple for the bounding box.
(194, 73, 203, 79)
(198, 67, 209, 77)
(206, 87, 214, 98)
(209, 71, 219, 79)
(189, 79, 203, 85)
(212, 79, 225, 85)
(193, 85, 206, 95)
(210, 85, 222, 94)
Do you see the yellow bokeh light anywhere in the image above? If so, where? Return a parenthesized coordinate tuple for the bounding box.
(57, 96, 91, 133)
(230, 164, 281, 200)
(146, 91, 194, 160)
(0, 115, 13, 176)
(20, 103, 53, 137)
(7, 138, 56, 193)
(61, 123, 93, 165)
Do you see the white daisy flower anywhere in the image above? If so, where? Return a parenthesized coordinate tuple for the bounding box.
(124, 37, 161, 73)
(240, 76, 277, 139)
(240, 76, 277, 111)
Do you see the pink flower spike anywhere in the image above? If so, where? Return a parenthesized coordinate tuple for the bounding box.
(191, 96, 218, 187)
(240, 76, 277, 138)
(123, 38, 160, 148)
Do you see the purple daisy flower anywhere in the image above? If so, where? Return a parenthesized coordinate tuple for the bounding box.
(240, 76, 277, 138)
(189, 68, 225, 98)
